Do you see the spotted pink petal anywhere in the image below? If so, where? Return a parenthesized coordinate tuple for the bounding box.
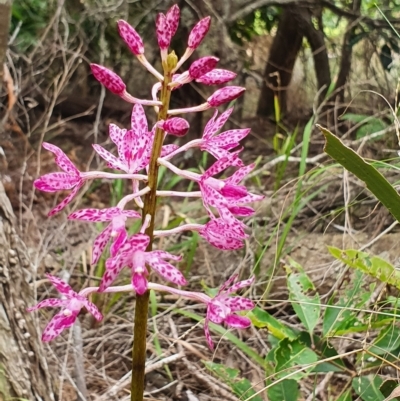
(156, 13, 171, 50)
(92, 144, 127, 172)
(208, 129, 250, 150)
(109, 124, 126, 147)
(131, 103, 148, 134)
(227, 276, 255, 294)
(203, 155, 238, 180)
(34, 172, 80, 192)
(225, 163, 255, 185)
(110, 227, 127, 257)
(42, 143, 80, 175)
(199, 220, 245, 250)
(207, 304, 225, 324)
(92, 224, 112, 265)
(133, 272, 148, 295)
(189, 56, 219, 80)
(224, 314, 251, 329)
(218, 274, 239, 295)
(98, 259, 125, 292)
(118, 20, 144, 55)
(224, 297, 254, 312)
(158, 117, 189, 137)
(146, 253, 187, 286)
(203, 108, 233, 140)
(228, 205, 255, 217)
(45, 274, 76, 297)
(188, 17, 211, 49)
(207, 86, 245, 108)
(204, 318, 214, 349)
(27, 298, 66, 311)
(82, 299, 103, 321)
(41, 311, 78, 342)
(91, 64, 126, 95)
(196, 69, 237, 85)
(166, 4, 180, 37)
(48, 181, 84, 216)
(123, 233, 150, 252)
(161, 144, 179, 156)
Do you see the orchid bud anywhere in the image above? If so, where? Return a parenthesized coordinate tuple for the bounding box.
(196, 69, 237, 85)
(118, 20, 145, 55)
(189, 56, 219, 80)
(90, 64, 126, 95)
(158, 118, 189, 137)
(207, 86, 245, 107)
(156, 13, 171, 51)
(166, 4, 180, 38)
(188, 16, 211, 49)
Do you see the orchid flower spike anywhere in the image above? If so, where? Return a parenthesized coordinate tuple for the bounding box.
(204, 275, 255, 349)
(27, 274, 102, 342)
(99, 233, 187, 294)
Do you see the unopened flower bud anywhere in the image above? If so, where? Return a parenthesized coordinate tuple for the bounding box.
(158, 118, 189, 136)
(196, 69, 237, 85)
(156, 13, 171, 51)
(90, 64, 126, 95)
(207, 86, 245, 107)
(166, 4, 180, 38)
(188, 17, 211, 49)
(189, 56, 219, 80)
(118, 20, 144, 55)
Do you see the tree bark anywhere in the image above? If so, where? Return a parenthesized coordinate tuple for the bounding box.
(256, 6, 304, 117)
(0, 0, 11, 82)
(0, 182, 57, 400)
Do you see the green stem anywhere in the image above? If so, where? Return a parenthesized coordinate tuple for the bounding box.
(130, 53, 177, 401)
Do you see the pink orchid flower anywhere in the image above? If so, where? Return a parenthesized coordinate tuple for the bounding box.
(204, 275, 255, 349)
(200, 108, 250, 162)
(34, 142, 85, 216)
(99, 234, 187, 294)
(68, 207, 141, 264)
(27, 274, 102, 342)
(195, 69, 237, 85)
(93, 104, 177, 174)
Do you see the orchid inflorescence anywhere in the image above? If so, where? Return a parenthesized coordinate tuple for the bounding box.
(30, 4, 262, 352)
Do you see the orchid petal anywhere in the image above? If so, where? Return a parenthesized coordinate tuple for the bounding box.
(41, 311, 78, 342)
(224, 314, 251, 329)
(92, 224, 112, 265)
(47, 181, 84, 216)
(42, 142, 79, 175)
(27, 298, 66, 311)
(224, 296, 255, 312)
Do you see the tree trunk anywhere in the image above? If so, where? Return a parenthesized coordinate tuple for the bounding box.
(334, 0, 362, 107)
(256, 6, 304, 118)
(0, 0, 12, 82)
(0, 182, 57, 400)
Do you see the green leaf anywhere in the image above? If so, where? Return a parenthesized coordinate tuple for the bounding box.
(267, 379, 299, 401)
(369, 325, 400, 356)
(274, 338, 318, 380)
(319, 125, 400, 224)
(204, 362, 263, 401)
(249, 307, 298, 340)
(328, 247, 400, 289)
(335, 389, 352, 401)
(286, 258, 320, 335)
(352, 376, 385, 401)
(380, 380, 400, 400)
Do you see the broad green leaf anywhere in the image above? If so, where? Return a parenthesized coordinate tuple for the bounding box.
(267, 379, 299, 401)
(323, 270, 367, 336)
(369, 325, 400, 356)
(249, 307, 298, 340)
(328, 247, 400, 289)
(285, 258, 320, 335)
(352, 376, 385, 401)
(335, 389, 352, 401)
(274, 338, 318, 380)
(380, 380, 400, 400)
(319, 125, 400, 224)
(204, 362, 263, 401)
(355, 119, 386, 139)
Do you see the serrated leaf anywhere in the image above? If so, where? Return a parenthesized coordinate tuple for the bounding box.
(249, 307, 298, 340)
(204, 361, 263, 401)
(267, 379, 299, 401)
(274, 338, 318, 380)
(286, 258, 320, 335)
(328, 247, 400, 289)
(352, 376, 385, 401)
(319, 125, 400, 224)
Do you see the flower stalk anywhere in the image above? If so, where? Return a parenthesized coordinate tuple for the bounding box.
(131, 52, 177, 401)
